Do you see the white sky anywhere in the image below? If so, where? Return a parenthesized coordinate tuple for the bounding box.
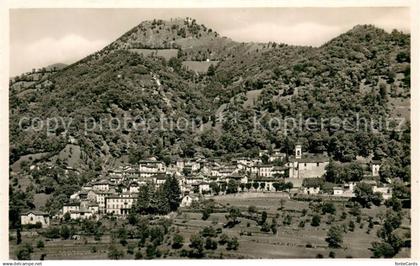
(9, 8, 410, 76)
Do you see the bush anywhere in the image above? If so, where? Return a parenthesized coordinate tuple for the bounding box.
(36, 240, 44, 248)
(134, 251, 143, 259)
(16, 243, 33, 260)
(201, 226, 217, 237)
(226, 237, 239, 251)
(108, 245, 124, 260)
(218, 234, 229, 245)
(321, 202, 336, 214)
(326, 226, 343, 248)
(172, 234, 184, 249)
(311, 215, 321, 227)
(205, 237, 218, 250)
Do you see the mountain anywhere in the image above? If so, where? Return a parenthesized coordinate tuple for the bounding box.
(9, 19, 410, 214)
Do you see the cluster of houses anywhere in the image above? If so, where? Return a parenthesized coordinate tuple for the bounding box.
(21, 145, 392, 228)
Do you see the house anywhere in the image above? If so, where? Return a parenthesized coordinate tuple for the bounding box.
(272, 166, 288, 177)
(128, 182, 140, 193)
(333, 183, 355, 198)
(87, 190, 115, 212)
(218, 165, 238, 177)
(184, 175, 206, 185)
(373, 185, 393, 200)
(62, 202, 80, 214)
(226, 174, 248, 184)
(105, 194, 137, 215)
(249, 177, 278, 191)
(154, 174, 168, 187)
(303, 186, 320, 195)
(92, 179, 113, 191)
(69, 210, 94, 220)
(180, 195, 198, 207)
(371, 161, 381, 177)
(288, 145, 329, 179)
(139, 159, 166, 173)
(258, 164, 273, 178)
(269, 150, 286, 162)
(70, 192, 80, 200)
(82, 184, 93, 191)
(333, 187, 344, 196)
(21, 211, 50, 228)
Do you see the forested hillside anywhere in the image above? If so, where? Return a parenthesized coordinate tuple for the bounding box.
(9, 19, 410, 221)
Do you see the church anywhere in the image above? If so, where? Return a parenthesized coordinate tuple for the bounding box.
(288, 144, 330, 179)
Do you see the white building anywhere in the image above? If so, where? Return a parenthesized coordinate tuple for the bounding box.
(21, 211, 50, 228)
(288, 145, 329, 179)
(62, 203, 80, 214)
(371, 161, 381, 177)
(105, 194, 137, 215)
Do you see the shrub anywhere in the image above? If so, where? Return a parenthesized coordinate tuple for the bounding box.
(311, 215, 321, 227)
(36, 240, 44, 248)
(172, 234, 184, 249)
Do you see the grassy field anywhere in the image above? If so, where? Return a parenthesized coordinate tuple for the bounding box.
(182, 61, 219, 73)
(128, 49, 178, 60)
(9, 195, 411, 259)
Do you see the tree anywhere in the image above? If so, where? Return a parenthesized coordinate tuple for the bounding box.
(371, 242, 397, 258)
(36, 240, 44, 249)
(207, 64, 216, 76)
(372, 192, 383, 206)
(63, 212, 70, 221)
(283, 215, 292, 225)
(272, 182, 282, 191)
(326, 226, 343, 248)
(16, 245, 32, 260)
(189, 234, 204, 258)
(60, 225, 71, 239)
(252, 182, 259, 190)
(245, 183, 252, 191)
(146, 244, 159, 259)
(379, 83, 388, 102)
(248, 205, 257, 217)
(205, 237, 218, 250)
(210, 182, 220, 195)
(201, 226, 217, 237)
(218, 233, 229, 245)
(271, 218, 278, 234)
(226, 237, 239, 250)
(162, 175, 182, 212)
(172, 234, 184, 249)
(354, 182, 374, 208)
(226, 179, 238, 194)
(311, 215, 321, 227)
(225, 207, 241, 227)
(16, 228, 22, 245)
(348, 220, 355, 232)
(202, 207, 212, 220)
(321, 202, 336, 214)
(108, 244, 124, 260)
(260, 211, 268, 225)
(128, 213, 138, 225)
(285, 182, 294, 191)
(385, 196, 402, 212)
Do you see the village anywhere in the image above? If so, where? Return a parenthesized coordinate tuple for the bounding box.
(20, 144, 393, 228)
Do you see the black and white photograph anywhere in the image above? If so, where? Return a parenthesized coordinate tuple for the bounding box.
(1, 0, 419, 262)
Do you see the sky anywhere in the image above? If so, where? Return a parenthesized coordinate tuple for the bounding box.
(9, 7, 410, 76)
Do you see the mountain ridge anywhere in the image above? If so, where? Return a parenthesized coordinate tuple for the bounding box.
(9, 18, 410, 192)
